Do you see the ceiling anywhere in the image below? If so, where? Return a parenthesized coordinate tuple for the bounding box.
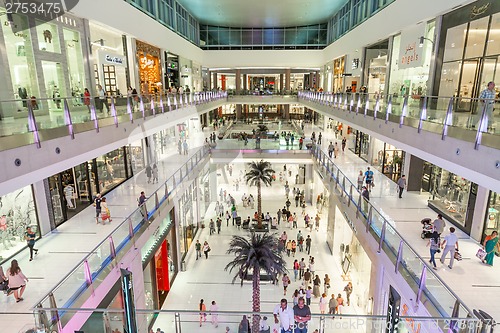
(175, 0, 349, 27)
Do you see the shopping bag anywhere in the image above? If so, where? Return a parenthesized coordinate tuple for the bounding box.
(454, 250, 462, 261)
(101, 211, 110, 221)
(476, 248, 487, 261)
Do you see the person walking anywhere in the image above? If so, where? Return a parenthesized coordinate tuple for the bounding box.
(426, 231, 440, 270)
(432, 214, 446, 236)
(357, 170, 365, 190)
(94, 193, 102, 224)
(273, 299, 294, 333)
(319, 293, 328, 314)
(203, 241, 211, 259)
(344, 282, 353, 306)
(7, 260, 28, 303)
(336, 294, 344, 317)
(314, 214, 320, 231)
(361, 186, 370, 212)
(323, 274, 330, 295)
(293, 297, 312, 333)
(303, 269, 312, 289)
(477, 81, 496, 131)
(97, 84, 109, 112)
(216, 218, 222, 234)
(238, 315, 250, 333)
(396, 175, 407, 198)
(313, 275, 321, 298)
(305, 235, 312, 255)
(210, 300, 219, 328)
(318, 132, 322, 145)
(199, 299, 207, 327)
(152, 164, 159, 184)
(364, 167, 374, 192)
(328, 294, 338, 318)
(299, 258, 306, 279)
(440, 227, 459, 269)
(25, 226, 39, 261)
(101, 197, 112, 223)
(282, 273, 291, 295)
(209, 219, 215, 235)
(138, 191, 147, 217)
(341, 137, 347, 152)
(333, 142, 339, 158)
(277, 208, 282, 225)
(483, 231, 500, 266)
(328, 142, 334, 158)
(195, 240, 202, 260)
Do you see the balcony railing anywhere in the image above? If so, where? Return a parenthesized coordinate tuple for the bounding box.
(299, 91, 499, 150)
(0, 91, 227, 151)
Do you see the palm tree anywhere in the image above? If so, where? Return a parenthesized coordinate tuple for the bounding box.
(256, 124, 268, 134)
(245, 160, 275, 229)
(225, 233, 287, 333)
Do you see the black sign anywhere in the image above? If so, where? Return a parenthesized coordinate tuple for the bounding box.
(121, 269, 138, 333)
(386, 286, 401, 333)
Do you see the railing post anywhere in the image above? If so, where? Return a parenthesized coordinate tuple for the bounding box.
(395, 240, 403, 274)
(129, 217, 136, 249)
(139, 95, 145, 119)
(155, 192, 159, 211)
(175, 312, 182, 333)
(89, 99, 100, 133)
(356, 194, 361, 219)
(319, 315, 325, 333)
(418, 96, 428, 133)
(364, 98, 370, 117)
(416, 266, 427, 304)
(399, 95, 408, 128)
(109, 236, 116, 261)
(83, 259, 93, 286)
(378, 221, 386, 253)
(348, 185, 353, 207)
(373, 95, 380, 120)
(442, 97, 454, 140)
(63, 98, 75, 139)
(167, 96, 172, 111)
(475, 103, 489, 150)
(110, 96, 119, 127)
(150, 98, 156, 116)
(160, 95, 165, 113)
(356, 95, 361, 114)
(385, 95, 392, 124)
(366, 206, 372, 232)
(127, 95, 134, 123)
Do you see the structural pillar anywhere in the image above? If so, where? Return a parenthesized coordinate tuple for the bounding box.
(470, 186, 489, 242)
(243, 74, 247, 91)
(213, 72, 218, 90)
(279, 73, 284, 93)
(235, 69, 241, 92)
(285, 68, 291, 92)
(207, 72, 212, 91)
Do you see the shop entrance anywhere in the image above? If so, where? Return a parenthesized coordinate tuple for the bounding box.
(41, 61, 65, 110)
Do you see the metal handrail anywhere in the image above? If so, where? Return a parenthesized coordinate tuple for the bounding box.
(32, 146, 210, 307)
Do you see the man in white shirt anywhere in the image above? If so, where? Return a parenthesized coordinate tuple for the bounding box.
(273, 298, 294, 333)
(97, 84, 109, 112)
(440, 227, 459, 269)
(210, 300, 219, 328)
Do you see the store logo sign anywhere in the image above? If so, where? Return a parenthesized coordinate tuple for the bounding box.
(470, 3, 490, 19)
(105, 54, 123, 65)
(398, 24, 426, 69)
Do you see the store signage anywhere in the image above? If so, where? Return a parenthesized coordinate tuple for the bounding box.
(385, 286, 401, 333)
(343, 211, 357, 234)
(470, 3, 490, 19)
(352, 58, 360, 70)
(120, 269, 138, 333)
(398, 23, 426, 69)
(99, 51, 126, 67)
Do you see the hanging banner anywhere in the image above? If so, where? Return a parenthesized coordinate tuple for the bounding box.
(398, 23, 427, 69)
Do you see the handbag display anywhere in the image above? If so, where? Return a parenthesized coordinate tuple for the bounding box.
(476, 248, 487, 261)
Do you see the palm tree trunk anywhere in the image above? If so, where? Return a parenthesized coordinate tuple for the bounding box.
(252, 267, 261, 333)
(257, 181, 262, 229)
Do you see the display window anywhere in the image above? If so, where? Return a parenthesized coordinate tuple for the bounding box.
(177, 183, 198, 259)
(95, 147, 128, 194)
(422, 163, 475, 228)
(351, 130, 370, 162)
(371, 139, 404, 181)
(129, 140, 145, 174)
(484, 191, 500, 243)
(63, 28, 86, 106)
(0, 186, 39, 264)
(0, 11, 39, 114)
(36, 20, 61, 53)
(41, 60, 66, 110)
(48, 162, 93, 227)
(364, 40, 389, 95)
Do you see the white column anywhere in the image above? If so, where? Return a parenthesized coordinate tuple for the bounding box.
(470, 186, 489, 242)
(32, 180, 52, 236)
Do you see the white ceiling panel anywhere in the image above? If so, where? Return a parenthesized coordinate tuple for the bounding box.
(176, 0, 349, 27)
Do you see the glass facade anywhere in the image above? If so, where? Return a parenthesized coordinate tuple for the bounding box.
(484, 191, 500, 242)
(0, 186, 39, 264)
(370, 139, 404, 182)
(199, 24, 328, 50)
(177, 182, 199, 259)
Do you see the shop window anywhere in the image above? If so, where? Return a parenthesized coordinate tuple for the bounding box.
(465, 17, 489, 59)
(443, 23, 467, 62)
(486, 13, 500, 56)
(0, 186, 39, 263)
(36, 21, 61, 53)
(96, 148, 127, 194)
(438, 61, 462, 109)
(63, 28, 86, 105)
(484, 191, 500, 241)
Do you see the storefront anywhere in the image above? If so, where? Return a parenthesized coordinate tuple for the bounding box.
(364, 40, 390, 95)
(90, 22, 129, 97)
(0, 186, 39, 264)
(153, 127, 177, 161)
(387, 22, 435, 114)
(136, 40, 162, 95)
(198, 165, 211, 222)
(165, 52, 179, 89)
(47, 146, 132, 227)
(142, 209, 178, 316)
(433, 0, 500, 115)
(0, 9, 91, 116)
(421, 163, 477, 233)
(350, 130, 370, 161)
(177, 182, 199, 259)
(484, 191, 500, 242)
(370, 139, 405, 181)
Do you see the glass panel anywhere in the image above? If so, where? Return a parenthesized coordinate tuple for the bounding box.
(252, 29, 263, 45)
(241, 30, 253, 44)
(273, 29, 284, 45)
(229, 29, 241, 45)
(487, 13, 500, 56)
(285, 28, 296, 44)
(96, 148, 127, 193)
(465, 17, 489, 59)
(437, 61, 461, 109)
(443, 23, 467, 62)
(263, 29, 273, 45)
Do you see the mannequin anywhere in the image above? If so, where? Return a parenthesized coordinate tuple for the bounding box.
(52, 86, 61, 109)
(64, 184, 75, 209)
(18, 86, 28, 107)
